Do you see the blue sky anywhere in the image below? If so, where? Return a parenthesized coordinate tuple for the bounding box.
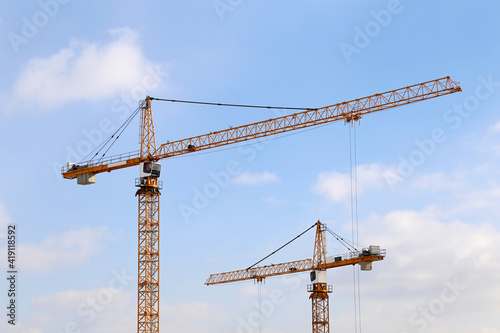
(1, 1, 500, 332)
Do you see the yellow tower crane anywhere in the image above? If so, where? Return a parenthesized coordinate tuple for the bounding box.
(205, 221, 386, 333)
(61, 77, 461, 333)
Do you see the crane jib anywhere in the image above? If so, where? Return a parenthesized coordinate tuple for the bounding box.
(61, 76, 461, 181)
(205, 253, 386, 285)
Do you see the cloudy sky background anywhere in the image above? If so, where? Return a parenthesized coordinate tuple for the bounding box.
(1, 1, 500, 333)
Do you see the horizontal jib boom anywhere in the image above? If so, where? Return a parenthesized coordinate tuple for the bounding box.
(154, 77, 460, 160)
(205, 254, 386, 285)
(205, 259, 313, 285)
(62, 77, 461, 179)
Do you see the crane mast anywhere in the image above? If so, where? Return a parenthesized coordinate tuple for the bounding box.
(310, 222, 330, 333)
(136, 98, 161, 333)
(60, 77, 461, 333)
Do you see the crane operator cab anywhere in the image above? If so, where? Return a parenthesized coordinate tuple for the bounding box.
(140, 161, 161, 179)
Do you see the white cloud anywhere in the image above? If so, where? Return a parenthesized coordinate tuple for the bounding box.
(25, 296, 227, 333)
(1, 28, 163, 113)
(334, 209, 500, 333)
(363, 210, 500, 273)
(27, 287, 135, 333)
(451, 185, 500, 216)
(407, 166, 500, 218)
(313, 163, 394, 203)
(0, 203, 11, 241)
(467, 120, 500, 155)
(411, 172, 464, 192)
(493, 120, 500, 132)
(232, 171, 279, 185)
(162, 302, 228, 331)
(27, 294, 227, 333)
(262, 196, 287, 206)
(314, 164, 483, 204)
(313, 170, 350, 202)
(19, 226, 109, 273)
(17, 209, 498, 333)
(479, 328, 500, 333)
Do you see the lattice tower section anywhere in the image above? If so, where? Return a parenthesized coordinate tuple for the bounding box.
(137, 178, 160, 333)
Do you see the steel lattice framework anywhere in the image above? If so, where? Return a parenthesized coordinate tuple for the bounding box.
(61, 77, 461, 333)
(136, 99, 161, 333)
(139, 98, 157, 158)
(205, 251, 386, 285)
(153, 76, 461, 160)
(136, 184, 161, 333)
(309, 223, 331, 333)
(206, 221, 383, 333)
(310, 286, 330, 333)
(61, 76, 461, 180)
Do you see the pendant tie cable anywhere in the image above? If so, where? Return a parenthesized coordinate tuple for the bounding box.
(150, 97, 315, 111)
(245, 222, 362, 272)
(79, 106, 141, 164)
(79, 97, 316, 165)
(246, 223, 316, 270)
(325, 227, 361, 252)
(257, 282, 263, 333)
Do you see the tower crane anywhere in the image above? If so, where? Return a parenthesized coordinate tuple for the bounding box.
(205, 221, 385, 333)
(61, 77, 461, 333)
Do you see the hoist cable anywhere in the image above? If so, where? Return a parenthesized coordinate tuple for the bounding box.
(258, 282, 263, 333)
(353, 123, 360, 249)
(354, 123, 362, 333)
(349, 122, 363, 333)
(349, 124, 359, 333)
